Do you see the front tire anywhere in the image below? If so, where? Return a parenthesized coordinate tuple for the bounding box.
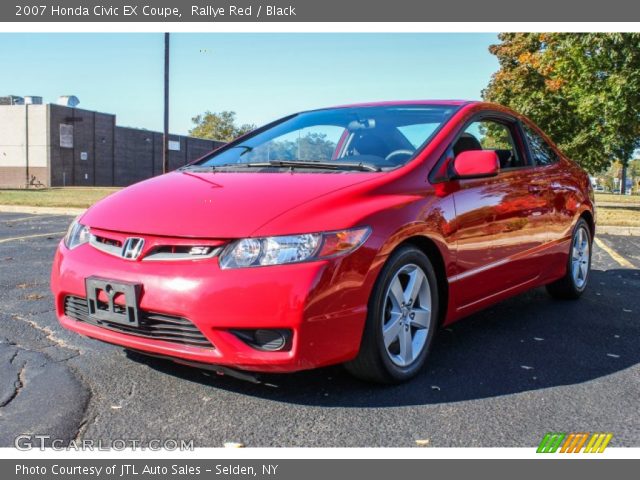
(345, 245, 439, 384)
(546, 218, 592, 300)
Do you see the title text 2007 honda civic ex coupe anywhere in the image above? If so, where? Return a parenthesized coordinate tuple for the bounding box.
(51, 101, 595, 383)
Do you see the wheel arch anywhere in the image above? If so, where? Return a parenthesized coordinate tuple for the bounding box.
(392, 235, 449, 326)
(579, 209, 595, 240)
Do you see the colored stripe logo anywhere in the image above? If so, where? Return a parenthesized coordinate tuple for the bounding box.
(537, 433, 613, 453)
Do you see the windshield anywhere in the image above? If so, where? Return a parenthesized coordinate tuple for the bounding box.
(194, 105, 458, 171)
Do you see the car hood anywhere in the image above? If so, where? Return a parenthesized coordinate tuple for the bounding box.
(81, 171, 379, 238)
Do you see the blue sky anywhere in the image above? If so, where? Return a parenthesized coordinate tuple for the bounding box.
(0, 33, 499, 135)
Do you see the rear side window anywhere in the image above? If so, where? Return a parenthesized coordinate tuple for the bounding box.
(523, 124, 559, 166)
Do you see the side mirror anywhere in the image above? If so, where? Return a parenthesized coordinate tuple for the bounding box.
(451, 150, 500, 179)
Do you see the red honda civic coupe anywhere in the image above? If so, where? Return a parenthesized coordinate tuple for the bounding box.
(51, 100, 595, 383)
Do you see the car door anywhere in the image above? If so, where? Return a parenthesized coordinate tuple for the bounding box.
(449, 116, 549, 310)
(520, 122, 572, 243)
(520, 122, 577, 279)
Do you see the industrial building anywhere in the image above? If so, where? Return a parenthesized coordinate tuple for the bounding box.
(0, 96, 223, 188)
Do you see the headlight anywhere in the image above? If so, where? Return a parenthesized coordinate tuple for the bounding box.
(64, 217, 90, 250)
(219, 227, 371, 269)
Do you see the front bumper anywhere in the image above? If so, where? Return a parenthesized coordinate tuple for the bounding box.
(51, 239, 378, 373)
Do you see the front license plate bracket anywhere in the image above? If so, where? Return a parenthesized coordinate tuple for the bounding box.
(85, 277, 141, 327)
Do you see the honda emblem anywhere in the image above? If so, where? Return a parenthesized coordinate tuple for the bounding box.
(121, 237, 145, 260)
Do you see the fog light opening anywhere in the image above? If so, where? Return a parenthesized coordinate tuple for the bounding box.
(231, 329, 292, 352)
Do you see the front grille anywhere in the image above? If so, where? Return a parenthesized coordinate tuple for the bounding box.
(89, 232, 223, 261)
(144, 245, 222, 261)
(64, 296, 214, 349)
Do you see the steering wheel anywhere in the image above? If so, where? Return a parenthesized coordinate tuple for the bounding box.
(385, 149, 414, 163)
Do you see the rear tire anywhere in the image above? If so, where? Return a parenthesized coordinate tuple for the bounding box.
(546, 218, 592, 300)
(345, 245, 439, 384)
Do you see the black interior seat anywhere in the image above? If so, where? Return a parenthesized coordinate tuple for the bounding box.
(495, 149, 515, 169)
(351, 132, 389, 158)
(453, 133, 482, 156)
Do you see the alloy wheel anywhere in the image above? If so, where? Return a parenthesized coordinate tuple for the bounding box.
(382, 263, 432, 367)
(571, 226, 590, 289)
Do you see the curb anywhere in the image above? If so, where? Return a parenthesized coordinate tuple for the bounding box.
(596, 202, 640, 208)
(0, 205, 85, 216)
(597, 225, 640, 237)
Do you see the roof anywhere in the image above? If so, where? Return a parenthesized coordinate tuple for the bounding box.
(327, 99, 474, 109)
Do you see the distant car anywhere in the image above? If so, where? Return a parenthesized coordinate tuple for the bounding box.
(51, 101, 595, 383)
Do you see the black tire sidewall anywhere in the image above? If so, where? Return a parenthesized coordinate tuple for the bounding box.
(369, 246, 439, 381)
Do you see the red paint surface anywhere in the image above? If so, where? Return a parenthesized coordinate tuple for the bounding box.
(52, 101, 594, 373)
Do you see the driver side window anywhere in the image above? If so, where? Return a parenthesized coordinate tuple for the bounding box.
(454, 119, 525, 170)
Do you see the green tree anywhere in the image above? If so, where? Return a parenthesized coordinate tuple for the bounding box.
(189, 111, 255, 142)
(628, 157, 640, 177)
(297, 132, 337, 161)
(483, 33, 640, 191)
(239, 133, 337, 162)
(628, 158, 640, 194)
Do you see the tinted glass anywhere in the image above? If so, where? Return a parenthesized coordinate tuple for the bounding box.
(523, 124, 559, 166)
(454, 119, 525, 169)
(397, 123, 440, 149)
(196, 105, 458, 171)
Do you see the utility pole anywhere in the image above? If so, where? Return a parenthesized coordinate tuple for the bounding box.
(162, 32, 170, 174)
(24, 104, 29, 188)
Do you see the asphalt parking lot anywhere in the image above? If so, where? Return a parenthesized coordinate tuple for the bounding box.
(1, 212, 638, 448)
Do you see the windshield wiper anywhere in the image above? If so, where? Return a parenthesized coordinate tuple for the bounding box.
(178, 164, 217, 172)
(259, 160, 381, 172)
(181, 160, 381, 172)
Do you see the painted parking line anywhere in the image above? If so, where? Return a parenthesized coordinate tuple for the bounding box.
(1, 215, 51, 223)
(594, 237, 635, 268)
(0, 231, 66, 244)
